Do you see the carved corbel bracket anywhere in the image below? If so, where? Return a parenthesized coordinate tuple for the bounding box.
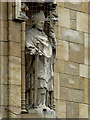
(13, 2, 29, 21)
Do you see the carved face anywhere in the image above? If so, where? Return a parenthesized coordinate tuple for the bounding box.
(36, 21, 44, 31)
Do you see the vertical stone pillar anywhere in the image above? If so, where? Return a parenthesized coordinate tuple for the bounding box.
(21, 22, 27, 113)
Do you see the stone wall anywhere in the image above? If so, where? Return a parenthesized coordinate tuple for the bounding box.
(54, 2, 89, 118)
(0, 1, 89, 119)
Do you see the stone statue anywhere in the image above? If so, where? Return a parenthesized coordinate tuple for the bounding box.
(25, 11, 56, 117)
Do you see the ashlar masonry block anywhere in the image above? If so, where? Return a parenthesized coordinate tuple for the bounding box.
(66, 102, 79, 118)
(9, 21, 21, 43)
(55, 60, 79, 76)
(60, 73, 84, 90)
(56, 40, 69, 60)
(9, 42, 21, 57)
(61, 27, 84, 44)
(77, 12, 88, 32)
(79, 104, 88, 118)
(79, 64, 89, 78)
(9, 56, 21, 85)
(54, 73, 60, 99)
(60, 87, 84, 103)
(56, 100, 66, 118)
(9, 85, 21, 107)
(58, 7, 70, 28)
(70, 43, 84, 63)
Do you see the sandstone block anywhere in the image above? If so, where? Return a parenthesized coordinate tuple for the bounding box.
(66, 102, 79, 118)
(56, 100, 66, 118)
(9, 85, 21, 107)
(60, 87, 84, 103)
(54, 73, 60, 99)
(56, 40, 69, 60)
(84, 78, 88, 104)
(77, 12, 88, 32)
(1, 21, 7, 41)
(70, 43, 84, 63)
(70, 19, 76, 30)
(21, 31, 25, 51)
(55, 60, 79, 76)
(79, 64, 88, 78)
(58, 7, 70, 28)
(9, 56, 21, 85)
(21, 52, 25, 65)
(82, 2, 88, 13)
(21, 22, 25, 31)
(0, 85, 8, 106)
(9, 42, 21, 57)
(9, 21, 21, 43)
(9, 106, 21, 118)
(0, 42, 8, 55)
(61, 27, 84, 44)
(70, 10, 76, 19)
(79, 104, 88, 118)
(65, 2, 82, 11)
(84, 33, 89, 65)
(1, 2, 7, 20)
(57, 2, 64, 7)
(1, 56, 8, 84)
(60, 73, 84, 90)
(8, 2, 13, 20)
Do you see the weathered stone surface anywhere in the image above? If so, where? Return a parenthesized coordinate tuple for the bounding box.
(56, 40, 69, 60)
(60, 74, 84, 90)
(9, 85, 21, 107)
(9, 106, 21, 118)
(54, 26, 61, 40)
(70, 19, 76, 30)
(84, 33, 89, 65)
(79, 104, 88, 118)
(57, 2, 64, 7)
(21, 31, 25, 51)
(70, 10, 76, 19)
(0, 105, 8, 118)
(60, 87, 84, 103)
(1, 2, 7, 20)
(56, 100, 66, 118)
(0, 42, 8, 55)
(8, 2, 13, 20)
(66, 102, 79, 118)
(55, 60, 79, 76)
(65, 2, 82, 11)
(84, 78, 88, 104)
(79, 64, 88, 78)
(21, 22, 25, 31)
(1, 56, 8, 84)
(77, 12, 88, 32)
(21, 52, 25, 65)
(9, 21, 21, 43)
(61, 27, 84, 44)
(54, 73, 60, 99)
(0, 85, 8, 106)
(1, 21, 7, 41)
(70, 43, 84, 63)
(9, 56, 21, 85)
(9, 42, 21, 57)
(58, 7, 70, 28)
(82, 2, 88, 13)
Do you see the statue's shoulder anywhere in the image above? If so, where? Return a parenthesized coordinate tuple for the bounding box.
(26, 28, 37, 35)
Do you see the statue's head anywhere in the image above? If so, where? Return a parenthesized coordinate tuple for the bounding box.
(32, 11, 45, 31)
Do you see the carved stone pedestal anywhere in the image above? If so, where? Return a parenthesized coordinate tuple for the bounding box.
(28, 105, 56, 118)
(22, 105, 56, 118)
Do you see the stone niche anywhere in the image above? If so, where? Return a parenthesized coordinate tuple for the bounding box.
(24, 2, 58, 118)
